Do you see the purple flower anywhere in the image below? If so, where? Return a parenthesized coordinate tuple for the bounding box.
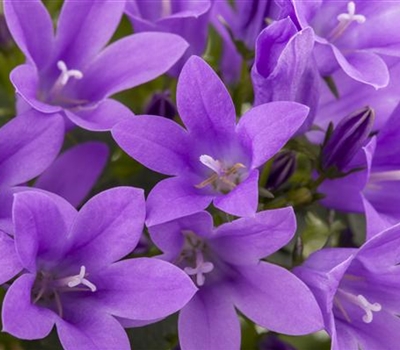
(322, 106, 374, 172)
(291, 0, 400, 88)
(295, 223, 400, 350)
(1, 188, 196, 350)
(4, 0, 188, 131)
(251, 17, 320, 133)
(125, 0, 211, 76)
(266, 150, 297, 191)
(148, 209, 323, 350)
(112, 56, 309, 225)
(144, 91, 177, 119)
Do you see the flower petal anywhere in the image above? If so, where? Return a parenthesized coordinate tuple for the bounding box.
(10, 64, 62, 114)
(0, 110, 64, 187)
(332, 46, 389, 89)
(54, 0, 125, 68)
(0, 230, 22, 284)
(56, 306, 130, 350)
(211, 207, 296, 265)
(213, 169, 259, 217)
(237, 102, 309, 168)
(79, 32, 189, 101)
(146, 177, 213, 227)
(66, 187, 145, 271)
(176, 56, 236, 138)
(35, 142, 109, 207)
(232, 262, 324, 335)
(65, 98, 135, 132)
(2, 274, 57, 339)
(4, 0, 54, 69)
(13, 190, 77, 272)
(178, 286, 240, 350)
(112, 115, 190, 176)
(91, 258, 197, 321)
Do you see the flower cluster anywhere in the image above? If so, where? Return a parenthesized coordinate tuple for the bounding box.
(0, 1, 399, 349)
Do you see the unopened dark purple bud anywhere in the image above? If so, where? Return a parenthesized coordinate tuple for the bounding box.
(322, 106, 375, 171)
(266, 150, 297, 190)
(144, 91, 176, 119)
(259, 333, 296, 350)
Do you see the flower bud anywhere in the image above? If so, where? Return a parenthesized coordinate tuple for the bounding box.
(266, 150, 297, 190)
(322, 106, 375, 172)
(259, 333, 296, 350)
(144, 91, 176, 119)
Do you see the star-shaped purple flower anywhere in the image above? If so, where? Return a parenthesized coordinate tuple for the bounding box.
(1, 188, 196, 350)
(295, 222, 400, 350)
(112, 56, 309, 225)
(4, 0, 188, 132)
(149, 209, 323, 350)
(290, 0, 400, 88)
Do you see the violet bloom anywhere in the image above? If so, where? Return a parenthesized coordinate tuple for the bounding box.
(126, 0, 211, 76)
(291, 0, 400, 88)
(295, 223, 400, 350)
(112, 56, 309, 225)
(4, 0, 188, 132)
(149, 209, 323, 350)
(1, 188, 196, 350)
(251, 17, 320, 133)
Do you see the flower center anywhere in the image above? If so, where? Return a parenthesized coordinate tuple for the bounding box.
(195, 154, 247, 194)
(161, 0, 172, 17)
(366, 170, 400, 191)
(44, 60, 86, 107)
(328, 1, 366, 42)
(32, 265, 97, 318)
(334, 289, 381, 324)
(179, 231, 214, 287)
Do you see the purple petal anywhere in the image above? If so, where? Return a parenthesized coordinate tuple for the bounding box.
(179, 286, 240, 350)
(35, 142, 109, 207)
(332, 46, 389, 89)
(54, 0, 125, 68)
(146, 177, 213, 227)
(232, 262, 324, 335)
(149, 212, 214, 260)
(0, 230, 22, 284)
(10, 64, 62, 114)
(112, 115, 190, 176)
(79, 32, 189, 101)
(0, 110, 64, 187)
(237, 102, 309, 168)
(56, 306, 130, 350)
(213, 169, 259, 217)
(4, 0, 54, 69)
(2, 274, 57, 339)
(210, 207, 296, 265)
(176, 56, 236, 138)
(65, 98, 135, 132)
(66, 187, 145, 272)
(13, 190, 77, 272)
(91, 258, 197, 321)
(363, 196, 393, 240)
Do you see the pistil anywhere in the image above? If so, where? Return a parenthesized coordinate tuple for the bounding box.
(335, 289, 382, 324)
(184, 250, 214, 286)
(195, 154, 246, 192)
(57, 265, 97, 292)
(328, 2, 366, 42)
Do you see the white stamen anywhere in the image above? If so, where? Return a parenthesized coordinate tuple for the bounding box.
(57, 60, 83, 85)
(199, 155, 223, 175)
(337, 2, 366, 24)
(66, 266, 97, 292)
(337, 289, 381, 324)
(184, 250, 214, 286)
